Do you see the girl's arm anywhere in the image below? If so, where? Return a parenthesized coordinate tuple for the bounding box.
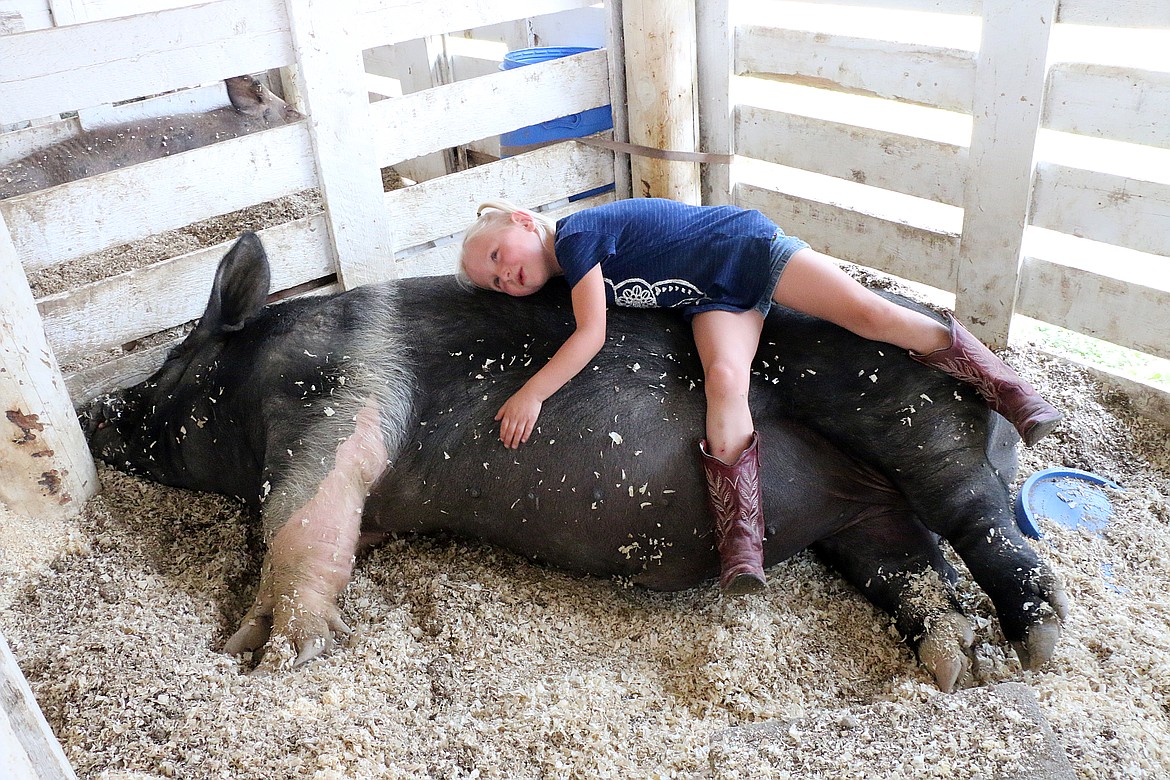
(496, 264, 607, 448)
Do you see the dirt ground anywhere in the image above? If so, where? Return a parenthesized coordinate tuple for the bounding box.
(2, 205, 1169, 779)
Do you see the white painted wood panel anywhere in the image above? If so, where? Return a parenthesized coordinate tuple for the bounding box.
(386, 141, 614, 251)
(1030, 162, 1170, 258)
(622, 0, 701, 202)
(735, 25, 976, 113)
(3, 123, 316, 272)
(789, 0, 980, 11)
(696, 0, 734, 205)
(1, 221, 97, 519)
(45, 0, 198, 24)
(1018, 255, 1170, 360)
(0, 0, 294, 124)
(1045, 64, 1170, 150)
(0, 118, 81, 167)
(735, 181, 960, 292)
(351, 0, 596, 50)
(284, 0, 395, 288)
(38, 216, 334, 365)
(0, 0, 51, 31)
(735, 105, 967, 206)
(369, 49, 611, 168)
(954, 0, 1057, 345)
(62, 280, 345, 402)
(1057, 0, 1170, 28)
(1, 632, 76, 780)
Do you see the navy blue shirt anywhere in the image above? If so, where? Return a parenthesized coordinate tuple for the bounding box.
(554, 199, 791, 318)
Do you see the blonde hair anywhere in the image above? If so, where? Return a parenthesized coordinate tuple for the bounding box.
(458, 200, 556, 288)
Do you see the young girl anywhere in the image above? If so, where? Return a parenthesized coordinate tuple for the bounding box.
(460, 197, 1061, 595)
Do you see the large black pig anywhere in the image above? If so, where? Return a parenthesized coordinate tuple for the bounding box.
(82, 232, 1067, 691)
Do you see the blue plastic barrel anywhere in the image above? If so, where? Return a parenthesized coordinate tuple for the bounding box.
(499, 46, 614, 200)
(499, 47, 614, 150)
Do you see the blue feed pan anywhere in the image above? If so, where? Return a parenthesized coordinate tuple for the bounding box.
(1013, 467, 1122, 539)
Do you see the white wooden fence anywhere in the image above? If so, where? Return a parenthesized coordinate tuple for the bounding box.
(0, 0, 624, 520)
(699, 0, 1169, 364)
(1, 0, 1168, 524)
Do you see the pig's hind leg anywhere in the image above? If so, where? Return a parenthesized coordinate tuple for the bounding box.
(813, 507, 975, 693)
(224, 399, 389, 670)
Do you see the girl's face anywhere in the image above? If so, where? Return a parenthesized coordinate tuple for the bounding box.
(462, 212, 557, 297)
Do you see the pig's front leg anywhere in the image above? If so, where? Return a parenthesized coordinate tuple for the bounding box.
(224, 401, 388, 669)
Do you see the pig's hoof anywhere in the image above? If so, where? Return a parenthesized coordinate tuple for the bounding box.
(1010, 569, 1067, 670)
(262, 599, 353, 671)
(917, 612, 974, 692)
(223, 612, 273, 656)
(1012, 612, 1061, 670)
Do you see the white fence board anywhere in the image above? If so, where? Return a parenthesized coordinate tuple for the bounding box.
(43, 0, 198, 23)
(39, 215, 334, 365)
(697, 0, 734, 206)
(735, 105, 967, 206)
(0, 0, 294, 124)
(370, 49, 611, 168)
(735, 25, 976, 113)
(954, 0, 1057, 344)
(286, 0, 395, 289)
(1, 632, 76, 780)
(0, 118, 81, 167)
(3, 123, 316, 273)
(1030, 162, 1170, 258)
(1045, 64, 1170, 149)
(784, 0, 982, 11)
(387, 141, 615, 251)
(1057, 0, 1170, 28)
(0, 0, 51, 31)
(351, 0, 596, 50)
(1, 221, 97, 518)
(736, 182, 960, 292)
(1018, 256, 1170, 360)
(62, 280, 347, 402)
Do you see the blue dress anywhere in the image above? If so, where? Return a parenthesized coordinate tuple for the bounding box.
(554, 198, 809, 319)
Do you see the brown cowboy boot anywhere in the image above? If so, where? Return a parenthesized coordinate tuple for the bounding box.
(700, 432, 767, 595)
(912, 315, 1063, 446)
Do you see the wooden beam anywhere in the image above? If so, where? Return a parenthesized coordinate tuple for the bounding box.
(954, 0, 1057, 347)
(283, 0, 397, 288)
(0, 219, 97, 520)
(621, 0, 701, 202)
(696, 0, 734, 205)
(1, 633, 76, 780)
(736, 26, 976, 114)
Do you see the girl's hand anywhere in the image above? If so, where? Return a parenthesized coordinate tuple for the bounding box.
(493, 265, 607, 449)
(496, 390, 542, 448)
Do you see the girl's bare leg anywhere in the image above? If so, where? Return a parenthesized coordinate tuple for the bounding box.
(772, 248, 1061, 445)
(691, 309, 766, 462)
(772, 248, 951, 353)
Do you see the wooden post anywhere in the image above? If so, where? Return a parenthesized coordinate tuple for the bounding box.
(955, 0, 1058, 347)
(696, 0, 733, 206)
(0, 220, 97, 519)
(284, 0, 397, 288)
(387, 36, 458, 183)
(621, 0, 701, 203)
(1, 633, 77, 780)
(605, 0, 632, 200)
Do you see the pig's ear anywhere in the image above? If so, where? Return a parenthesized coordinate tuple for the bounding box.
(224, 75, 269, 117)
(202, 232, 271, 333)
